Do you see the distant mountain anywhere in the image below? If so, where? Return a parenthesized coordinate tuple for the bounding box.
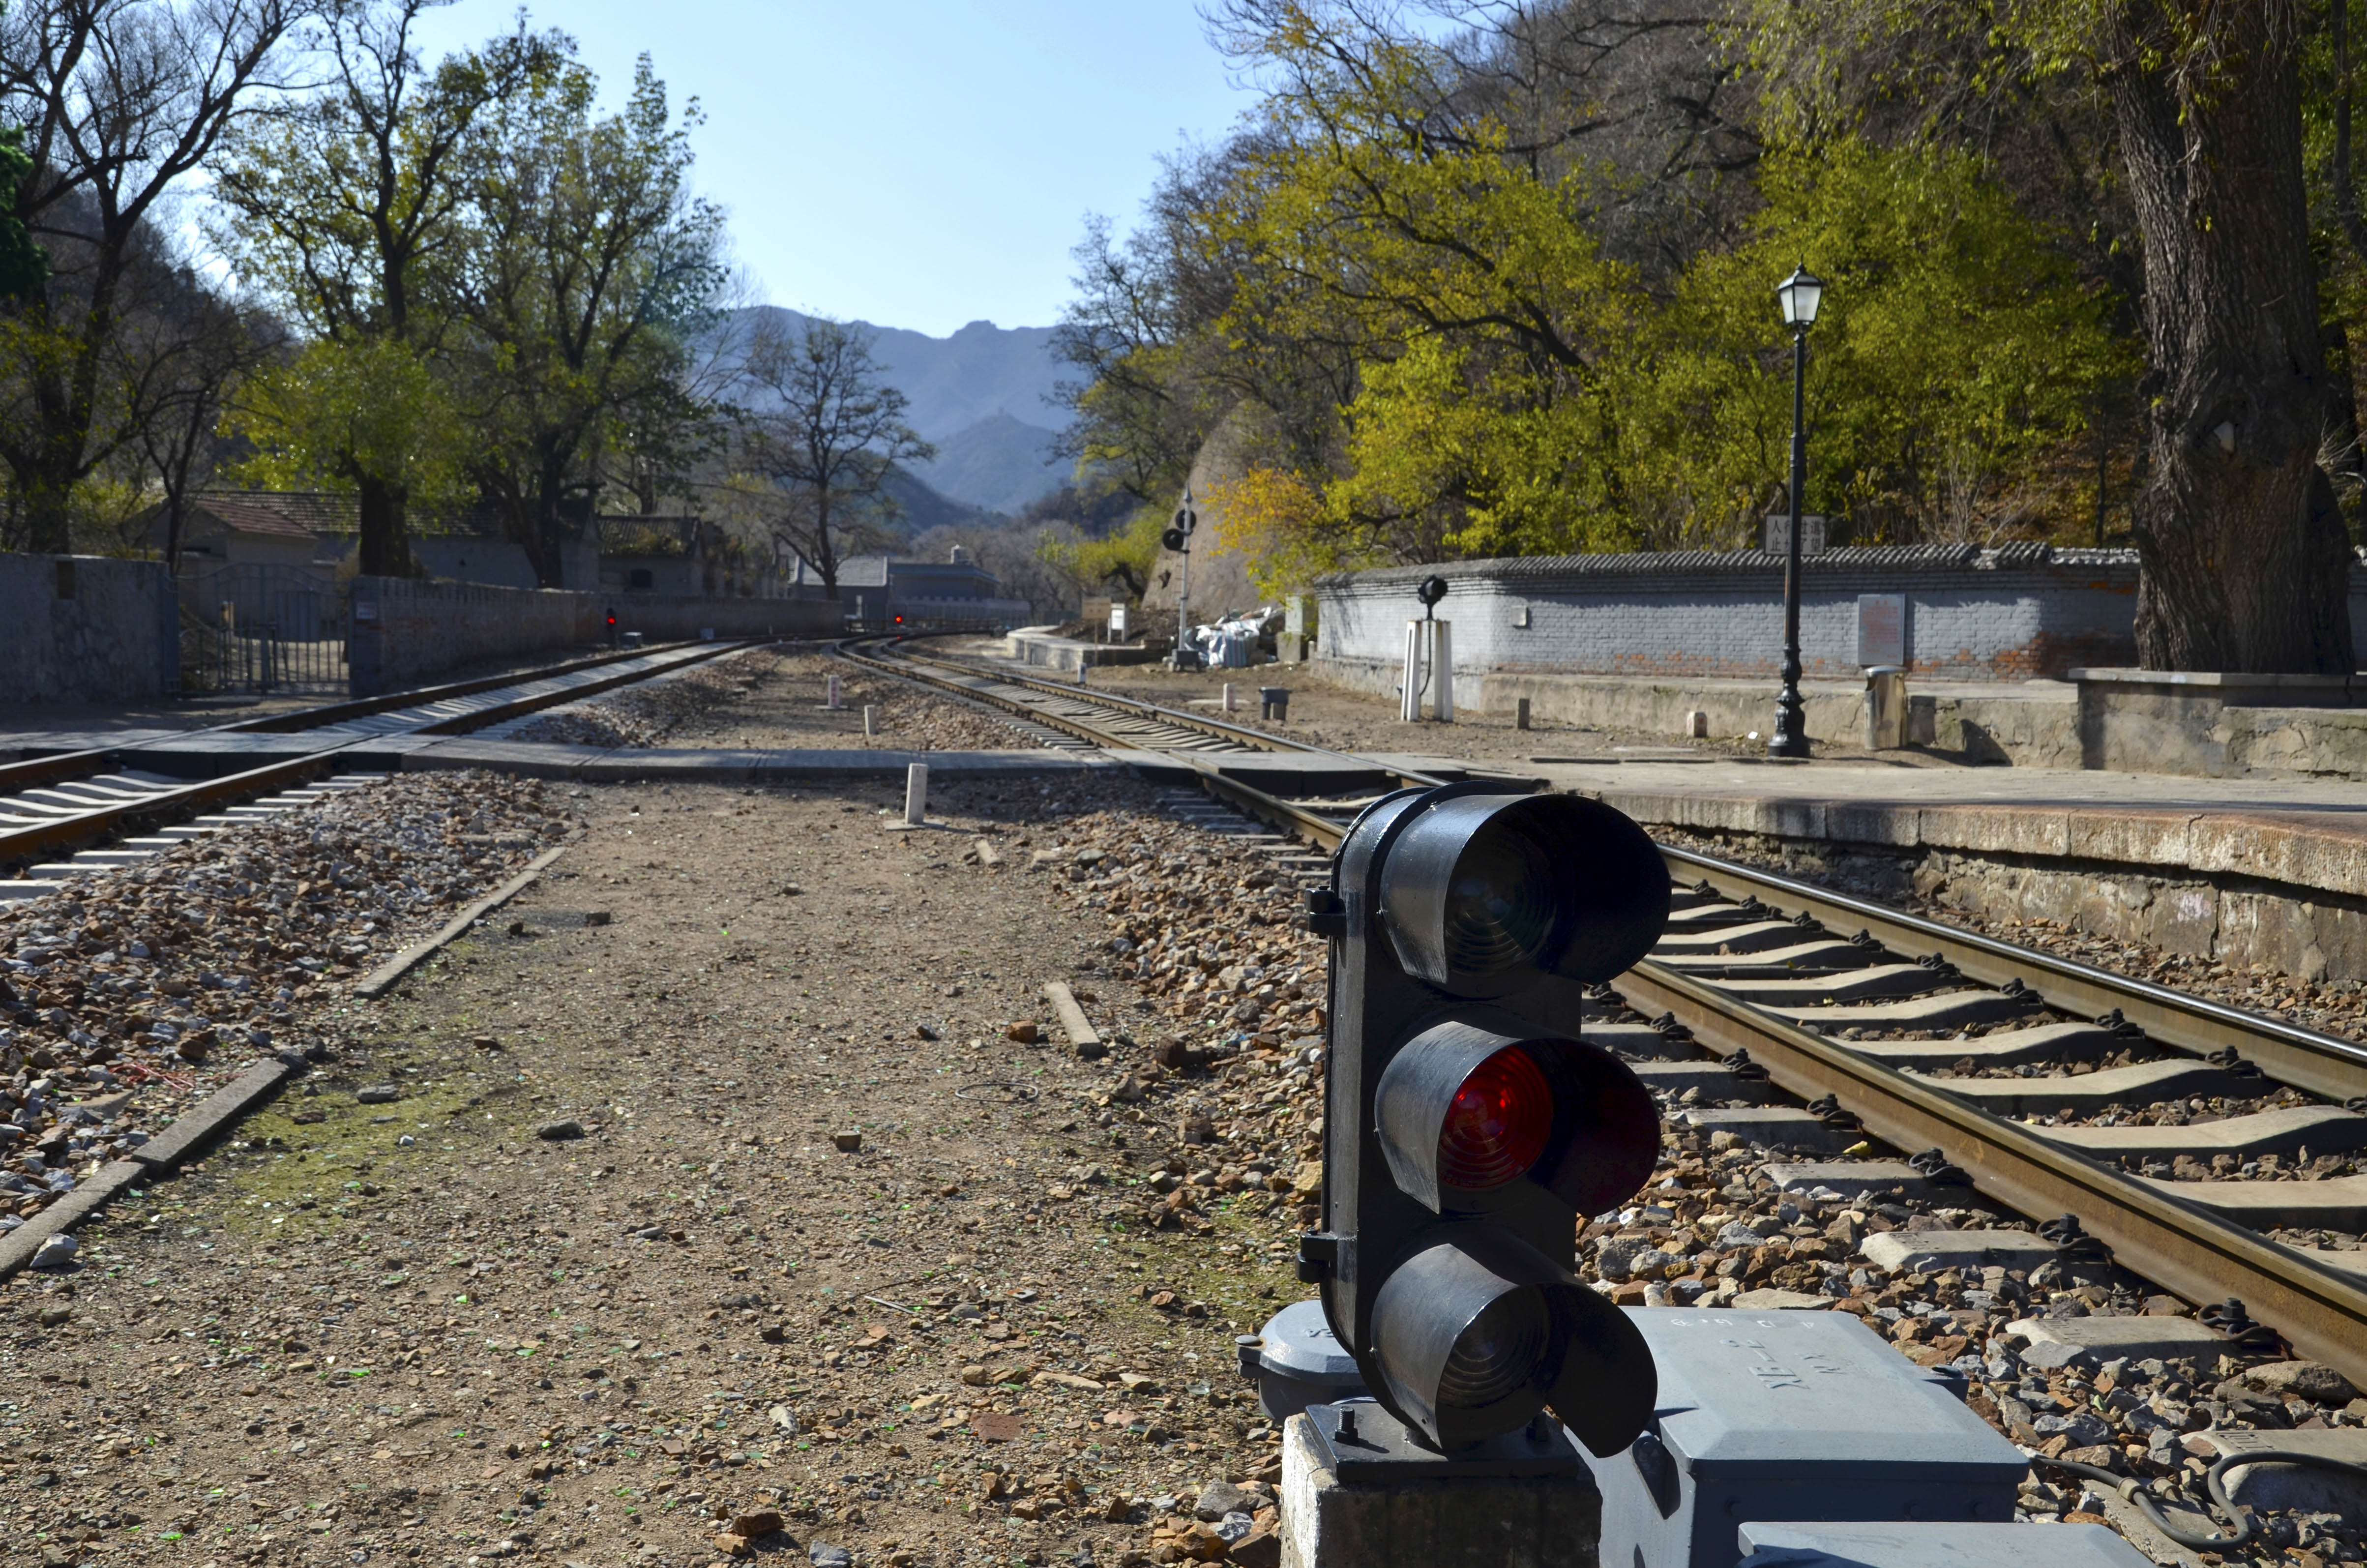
(728, 307, 1074, 515)
(913, 412, 1066, 514)
(877, 466, 992, 538)
(738, 307, 1069, 442)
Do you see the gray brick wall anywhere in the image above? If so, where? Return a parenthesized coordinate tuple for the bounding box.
(0, 554, 177, 703)
(1313, 546, 2367, 683)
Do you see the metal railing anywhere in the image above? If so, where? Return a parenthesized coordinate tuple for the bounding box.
(178, 564, 350, 695)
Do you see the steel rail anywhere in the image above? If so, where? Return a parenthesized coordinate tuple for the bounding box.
(851, 631, 2367, 1375)
(224, 638, 722, 733)
(1612, 960, 2367, 1390)
(861, 637, 1450, 786)
(0, 643, 756, 869)
(837, 638, 1366, 844)
(0, 749, 353, 868)
(1663, 844, 2367, 1106)
(410, 640, 751, 734)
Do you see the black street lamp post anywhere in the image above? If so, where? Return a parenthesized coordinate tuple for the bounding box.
(1769, 263, 1825, 760)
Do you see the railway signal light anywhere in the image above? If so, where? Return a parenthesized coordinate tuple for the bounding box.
(1302, 783, 1668, 1457)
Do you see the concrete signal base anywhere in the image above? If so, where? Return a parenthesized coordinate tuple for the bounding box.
(1279, 1413, 1602, 1568)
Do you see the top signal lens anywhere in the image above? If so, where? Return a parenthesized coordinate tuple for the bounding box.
(1436, 1045, 1551, 1189)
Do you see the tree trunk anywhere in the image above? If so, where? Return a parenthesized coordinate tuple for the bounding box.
(2108, 0, 2356, 672)
(356, 473, 412, 577)
(20, 460, 74, 556)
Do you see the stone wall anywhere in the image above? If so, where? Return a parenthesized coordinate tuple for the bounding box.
(0, 553, 177, 704)
(348, 577, 593, 696)
(1597, 781, 2367, 982)
(607, 594, 839, 644)
(1313, 545, 2367, 691)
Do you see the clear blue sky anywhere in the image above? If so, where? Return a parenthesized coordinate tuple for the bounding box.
(407, 0, 1259, 338)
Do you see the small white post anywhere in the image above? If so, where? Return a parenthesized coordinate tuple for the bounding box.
(904, 762, 929, 826)
(826, 673, 842, 710)
(1401, 620, 1425, 723)
(862, 704, 878, 739)
(1076, 659, 1089, 685)
(1222, 681, 1237, 712)
(1430, 621, 1454, 723)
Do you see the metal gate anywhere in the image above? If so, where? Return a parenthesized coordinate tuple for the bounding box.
(178, 565, 350, 695)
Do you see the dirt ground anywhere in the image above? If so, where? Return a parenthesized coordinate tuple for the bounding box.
(14, 769, 1324, 1568)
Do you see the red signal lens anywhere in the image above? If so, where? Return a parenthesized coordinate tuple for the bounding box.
(1436, 1045, 1551, 1189)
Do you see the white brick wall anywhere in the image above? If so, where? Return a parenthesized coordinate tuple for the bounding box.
(1312, 546, 2367, 683)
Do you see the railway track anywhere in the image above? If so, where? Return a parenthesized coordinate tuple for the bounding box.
(0, 638, 748, 897)
(852, 634, 2367, 1392)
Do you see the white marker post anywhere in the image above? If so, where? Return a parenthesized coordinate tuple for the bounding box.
(826, 673, 843, 710)
(888, 762, 936, 832)
(904, 762, 929, 825)
(1222, 681, 1237, 713)
(862, 704, 878, 739)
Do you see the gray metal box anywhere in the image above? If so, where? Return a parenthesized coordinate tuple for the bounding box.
(1242, 1299, 1368, 1421)
(1587, 1310, 2027, 1568)
(1739, 1521, 2153, 1568)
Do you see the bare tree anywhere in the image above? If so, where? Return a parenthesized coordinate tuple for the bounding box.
(738, 314, 933, 592)
(139, 288, 281, 572)
(0, 0, 301, 554)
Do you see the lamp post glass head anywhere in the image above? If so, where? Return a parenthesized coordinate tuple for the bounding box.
(1776, 264, 1825, 330)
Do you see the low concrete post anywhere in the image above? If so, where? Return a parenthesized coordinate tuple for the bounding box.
(862, 704, 878, 739)
(1076, 659, 1090, 685)
(1401, 620, 1454, 723)
(1865, 665, 1907, 749)
(1223, 681, 1238, 712)
(904, 763, 929, 826)
(1516, 696, 1532, 731)
(1280, 1412, 1602, 1568)
(825, 673, 842, 710)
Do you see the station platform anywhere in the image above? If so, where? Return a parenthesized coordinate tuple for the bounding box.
(1536, 755, 2367, 980)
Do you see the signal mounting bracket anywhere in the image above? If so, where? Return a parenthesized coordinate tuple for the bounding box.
(1304, 1399, 1588, 1480)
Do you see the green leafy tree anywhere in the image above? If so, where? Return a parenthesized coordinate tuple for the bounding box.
(449, 51, 728, 586)
(1037, 504, 1166, 601)
(1617, 138, 2134, 547)
(223, 334, 463, 516)
(1750, 0, 2351, 671)
(212, 1, 548, 573)
(0, 0, 299, 553)
(0, 126, 44, 301)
